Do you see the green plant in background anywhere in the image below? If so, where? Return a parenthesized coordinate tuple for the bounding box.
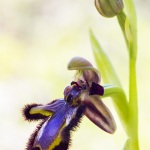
(90, 0, 138, 149)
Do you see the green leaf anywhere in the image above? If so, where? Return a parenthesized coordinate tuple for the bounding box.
(123, 138, 131, 150)
(89, 29, 121, 86)
(90, 30, 128, 132)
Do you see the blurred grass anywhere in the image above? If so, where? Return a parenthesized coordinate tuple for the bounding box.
(0, 0, 150, 149)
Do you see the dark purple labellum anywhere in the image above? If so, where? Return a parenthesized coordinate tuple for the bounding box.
(22, 82, 85, 150)
(22, 80, 115, 150)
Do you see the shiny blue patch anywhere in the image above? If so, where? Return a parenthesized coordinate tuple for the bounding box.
(34, 102, 75, 149)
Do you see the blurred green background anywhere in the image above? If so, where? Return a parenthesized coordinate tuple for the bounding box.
(0, 0, 149, 149)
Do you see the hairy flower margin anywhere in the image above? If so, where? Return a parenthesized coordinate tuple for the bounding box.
(22, 57, 116, 150)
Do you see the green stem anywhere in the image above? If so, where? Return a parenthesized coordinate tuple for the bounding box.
(117, 0, 139, 148)
(128, 58, 139, 150)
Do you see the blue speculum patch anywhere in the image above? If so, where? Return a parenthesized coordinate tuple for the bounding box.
(23, 78, 115, 150)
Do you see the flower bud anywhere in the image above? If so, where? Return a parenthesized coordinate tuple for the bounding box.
(95, 0, 124, 18)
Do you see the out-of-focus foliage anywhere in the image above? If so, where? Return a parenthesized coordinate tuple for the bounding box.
(0, 0, 150, 150)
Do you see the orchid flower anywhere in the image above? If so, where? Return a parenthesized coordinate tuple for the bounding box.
(23, 57, 116, 150)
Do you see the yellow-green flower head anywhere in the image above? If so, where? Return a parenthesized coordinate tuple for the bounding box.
(95, 0, 124, 17)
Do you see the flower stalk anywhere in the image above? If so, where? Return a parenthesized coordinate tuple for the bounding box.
(128, 58, 139, 150)
(117, 0, 139, 149)
(91, 0, 139, 149)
